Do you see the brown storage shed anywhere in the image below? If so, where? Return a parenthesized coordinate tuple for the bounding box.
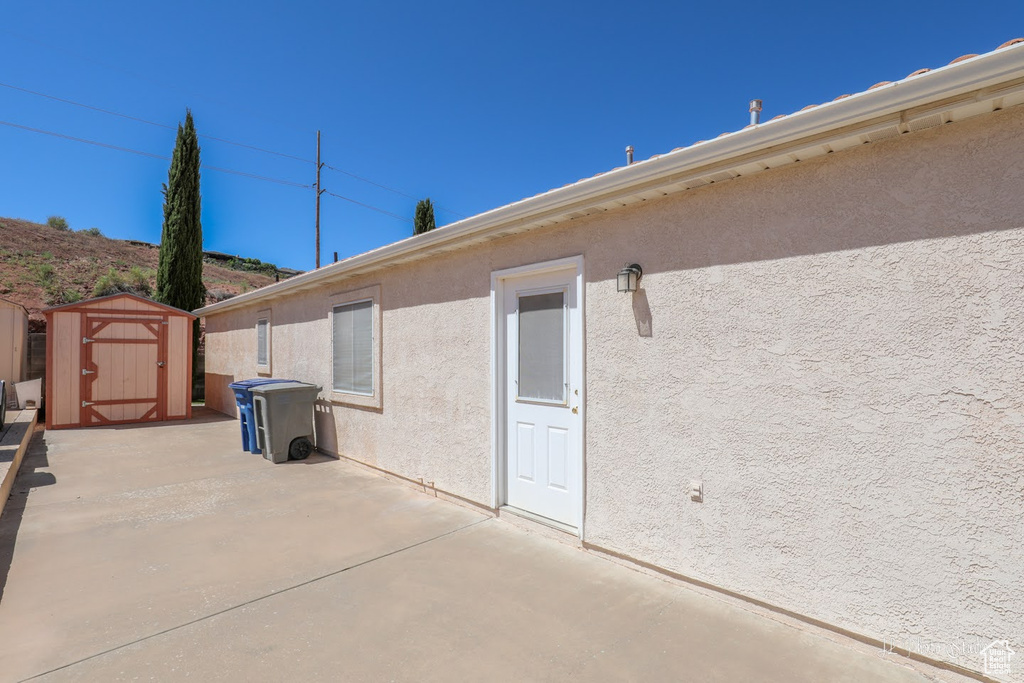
(44, 293, 196, 429)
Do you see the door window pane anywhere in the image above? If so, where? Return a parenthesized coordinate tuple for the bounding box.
(518, 292, 565, 402)
(333, 300, 373, 394)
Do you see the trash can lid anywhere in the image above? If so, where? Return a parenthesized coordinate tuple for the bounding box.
(250, 381, 323, 395)
(229, 378, 294, 390)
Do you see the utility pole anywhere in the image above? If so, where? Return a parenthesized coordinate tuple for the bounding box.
(315, 130, 324, 268)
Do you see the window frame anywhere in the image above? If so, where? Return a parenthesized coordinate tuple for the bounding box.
(255, 309, 271, 375)
(515, 285, 569, 406)
(329, 284, 382, 409)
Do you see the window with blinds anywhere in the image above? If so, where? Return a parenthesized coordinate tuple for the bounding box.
(256, 318, 269, 367)
(517, 291, 566, 403)
(333, 299, 373, 395)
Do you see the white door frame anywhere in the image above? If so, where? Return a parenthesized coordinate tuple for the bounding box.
(491, 255, 585, 538)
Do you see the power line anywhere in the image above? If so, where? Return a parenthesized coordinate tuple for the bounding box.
(202, 165, 311, 189)
(0, 119, 168, 160)
(0, 78, 469, 219)
(0, 119, 312, 189)
(0, 81, 314, 165)
(1, 118, 426, 223)
(324, 163, 466, 218)
(322, 190, 412, 223)
(0, 28, 313, 136)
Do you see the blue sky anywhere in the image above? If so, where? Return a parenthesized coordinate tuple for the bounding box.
(1, 1, 1021, 271)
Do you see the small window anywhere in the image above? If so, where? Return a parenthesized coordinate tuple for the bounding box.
(332, 300, 373, 395)
(256, 315, 270, 372)
(518, 291, 566, 403)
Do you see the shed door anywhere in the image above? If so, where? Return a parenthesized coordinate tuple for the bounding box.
(80, 314, 167, 425)
(504, 268, 582, 528)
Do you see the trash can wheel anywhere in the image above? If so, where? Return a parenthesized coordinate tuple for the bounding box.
(289, 436, 313, 460)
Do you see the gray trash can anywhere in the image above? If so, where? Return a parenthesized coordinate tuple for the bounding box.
(250, 381, 322, 464)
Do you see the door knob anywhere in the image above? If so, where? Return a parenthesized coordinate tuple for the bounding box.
(157, 361, 166, 367)
(571, 406, 578, 414)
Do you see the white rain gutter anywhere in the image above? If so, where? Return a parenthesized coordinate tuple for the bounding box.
(196, 42, 1024, 317)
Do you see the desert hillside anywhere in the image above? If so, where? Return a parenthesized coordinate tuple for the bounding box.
(0, 216, 282, 330)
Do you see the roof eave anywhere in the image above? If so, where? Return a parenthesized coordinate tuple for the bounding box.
(196, 42, 1024, 317)
(45, 292, 198, 318)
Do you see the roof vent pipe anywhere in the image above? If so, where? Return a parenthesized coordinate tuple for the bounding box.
(626, 145, 634, 165)
(749, 99, 763, 125)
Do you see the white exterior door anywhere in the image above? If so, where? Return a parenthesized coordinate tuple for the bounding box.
(503, 266, 582, 528)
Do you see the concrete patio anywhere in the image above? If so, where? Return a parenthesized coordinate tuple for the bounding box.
(0, 410, 952, 682)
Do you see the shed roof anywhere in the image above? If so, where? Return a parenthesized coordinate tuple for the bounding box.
(197, 38, 1024, 317)
(44, 292, 198, 318)
(0, 298, 29, 316)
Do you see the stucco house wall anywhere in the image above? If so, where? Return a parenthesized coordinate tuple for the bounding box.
(204, 105, 1024, 673)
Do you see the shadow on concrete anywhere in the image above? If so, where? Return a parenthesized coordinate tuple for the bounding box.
(0, 428, 49, 603)
(182, 406, 236, 424)
(98, 407, 235, 432)
(283, 452, 337, 466)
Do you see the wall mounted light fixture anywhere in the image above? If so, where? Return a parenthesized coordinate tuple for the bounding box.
(617, 263, 642, 293)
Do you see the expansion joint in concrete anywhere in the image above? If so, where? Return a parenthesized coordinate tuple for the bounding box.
(18, 518, 489, 682)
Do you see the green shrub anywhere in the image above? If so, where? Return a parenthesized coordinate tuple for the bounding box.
(223, 256, 277, 276)
(126, 266, 153, 295)
(44, 285, 82, 306)
(46, 216, 70, 231)
(31, 263, 56, 285)
(92, 268, 124, 297)
(80, 227, 103, 237)
(93, 267, 153, 298)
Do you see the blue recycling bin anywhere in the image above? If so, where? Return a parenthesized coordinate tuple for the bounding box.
(228, 379, 291, 454)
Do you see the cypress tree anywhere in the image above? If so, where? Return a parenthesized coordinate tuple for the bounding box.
(413, 198, 436, 235)
(157, 109, 205, 371)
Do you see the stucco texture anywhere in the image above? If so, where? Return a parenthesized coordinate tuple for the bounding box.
(205, 106, 1024, 676)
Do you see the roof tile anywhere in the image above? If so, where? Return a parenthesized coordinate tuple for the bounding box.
(949, 54, 979, 64)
